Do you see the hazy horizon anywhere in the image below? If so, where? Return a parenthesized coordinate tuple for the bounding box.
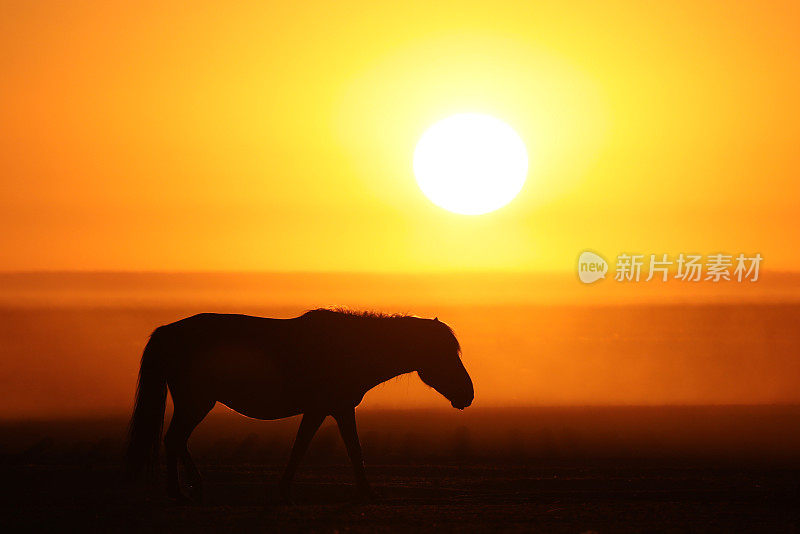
(2, 270, 799, 308)
(1, 271, 798, 419)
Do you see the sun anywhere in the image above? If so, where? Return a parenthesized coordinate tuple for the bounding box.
(413, 113, 528, 215)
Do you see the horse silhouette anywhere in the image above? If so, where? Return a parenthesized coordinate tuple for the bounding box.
(125, 308, 473, 503)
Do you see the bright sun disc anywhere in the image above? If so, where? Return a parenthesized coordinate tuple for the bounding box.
(413, 113, 528, 215)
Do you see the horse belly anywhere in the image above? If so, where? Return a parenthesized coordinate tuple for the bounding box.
(198, 346, 306, 420)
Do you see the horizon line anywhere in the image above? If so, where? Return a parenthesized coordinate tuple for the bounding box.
(2, 269, 799, 277)
(2, 402, 800, 423)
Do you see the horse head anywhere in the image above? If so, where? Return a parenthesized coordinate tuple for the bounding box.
(416, 317, 474, 410)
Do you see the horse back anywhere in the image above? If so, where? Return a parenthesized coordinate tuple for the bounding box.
(153, 313, 360, 418)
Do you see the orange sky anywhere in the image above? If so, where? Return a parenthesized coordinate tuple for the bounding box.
(1, 1, 798, 272)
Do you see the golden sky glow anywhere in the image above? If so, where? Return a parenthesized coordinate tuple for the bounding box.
(1, 1, 798, 272)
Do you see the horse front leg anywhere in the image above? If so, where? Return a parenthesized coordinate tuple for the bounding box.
(278, 411, 325, 504)
(332, 407, 375, 501)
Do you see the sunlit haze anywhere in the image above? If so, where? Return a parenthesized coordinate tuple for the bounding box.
(1, 1, 799, 272)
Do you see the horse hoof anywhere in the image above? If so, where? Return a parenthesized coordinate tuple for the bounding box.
(276, 487, 294, 506)
(355, 488, 378, 503)
(188, 489, 204, 505)
(168, 492, 192, 505)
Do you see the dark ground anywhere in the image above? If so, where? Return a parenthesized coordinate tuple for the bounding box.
(2, 463, 799, 532)
(1, 407, 799, 532)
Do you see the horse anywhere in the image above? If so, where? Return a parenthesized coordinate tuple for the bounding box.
(125, 308, 474, 503)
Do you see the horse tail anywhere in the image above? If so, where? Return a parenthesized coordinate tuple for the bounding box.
(125, 328, 169, 479)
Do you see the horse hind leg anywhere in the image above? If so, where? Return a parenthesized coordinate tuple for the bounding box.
(164, 397, 214, 504)
(278, 411, 326, 505)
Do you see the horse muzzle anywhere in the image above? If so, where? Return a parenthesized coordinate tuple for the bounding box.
(451, 398, 472, 410)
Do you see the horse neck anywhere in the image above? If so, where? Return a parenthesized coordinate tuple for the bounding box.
(356, 320, 419, 384)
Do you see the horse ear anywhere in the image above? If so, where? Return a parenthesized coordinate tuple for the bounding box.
(434, 317, 439, 322)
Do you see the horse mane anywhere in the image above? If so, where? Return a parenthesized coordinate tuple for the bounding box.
(301, 307, 461, 353)
(302, 307, 408, 321)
